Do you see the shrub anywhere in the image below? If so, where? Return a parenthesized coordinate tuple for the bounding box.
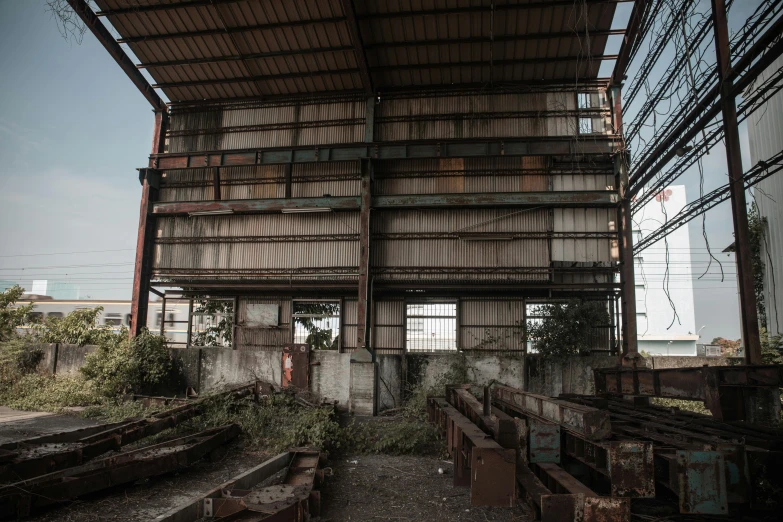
(32, 306, 117, 347)
(0, 285, 33, 341)
(525, 300, 609, 359)
(81, 329, 175, 397)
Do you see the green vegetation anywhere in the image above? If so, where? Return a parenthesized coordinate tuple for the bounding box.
(524, 300, 609, 359)
(651, 397, 711, 415)
(0, 286, 33, 341)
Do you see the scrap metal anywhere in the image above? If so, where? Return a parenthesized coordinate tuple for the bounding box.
(427, 397, 516, 507)
(0, 424, 240, 518)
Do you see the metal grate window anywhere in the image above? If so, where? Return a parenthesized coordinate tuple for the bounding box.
(293, 300, 340, 350)
(406, 303, 457, 352)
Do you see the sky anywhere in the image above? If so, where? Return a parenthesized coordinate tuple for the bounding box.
(0, 0, 769, 344)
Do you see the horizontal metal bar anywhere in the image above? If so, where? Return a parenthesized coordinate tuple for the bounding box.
(358, 1, 632, 20)
(152, 68, 360, 88)
(97, 0, 243, 16)
(138, 46, 355, 69)
(117, 17, 347, 44)
(151, 191, 619, 215)
(150, 138, 621, 169)
(364, 30, 626, 50)
(370, 56, 619, 73)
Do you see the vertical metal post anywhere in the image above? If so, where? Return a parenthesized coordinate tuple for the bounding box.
(611, 85, 639, 361)
(483, 386, 491, 416)
(365, 96, 375, 143)
(455, 298, 462, 351)
(231, 296, 239, 350)
(131, 110, 167, 337)
(213, 167, 221, 201)
(284, 163, 292, 199)
(159, 295, 166, 336)
(186, 298, 194, 349)
(609, 296, 617, 355)
(357, 158, 373, 353)
(711, 0, 762, 364)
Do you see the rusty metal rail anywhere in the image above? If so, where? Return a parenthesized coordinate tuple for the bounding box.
(593, 364, 783, 421)
(0, 424, 240, 518)
(427, 397, 516, 507)
(493, 385, 611, 440)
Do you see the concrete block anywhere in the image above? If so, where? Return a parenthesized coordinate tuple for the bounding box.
(36, 344, 57, 375)
(55, 344, 97, 375)
(310, 351, 351, 410)
(350, 361, 376, 415)
(199, 348, 281, 392)
(378, 355, 403, 411)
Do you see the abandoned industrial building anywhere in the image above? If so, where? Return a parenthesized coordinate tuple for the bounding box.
(0, 0, 782, 520)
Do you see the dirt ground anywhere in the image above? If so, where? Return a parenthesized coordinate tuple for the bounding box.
(320, 454, 534, 522)
(2, 411, 533, 521)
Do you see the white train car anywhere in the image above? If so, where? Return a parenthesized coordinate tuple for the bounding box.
(21, 299, 191, 345)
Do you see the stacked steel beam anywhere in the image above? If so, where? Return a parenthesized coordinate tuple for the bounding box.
(429, 384, 782, 519)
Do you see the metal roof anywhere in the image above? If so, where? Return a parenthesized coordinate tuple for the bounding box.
(94, 0, 624, 102)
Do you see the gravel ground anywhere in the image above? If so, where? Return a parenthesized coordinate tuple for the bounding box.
(319, 454, 534, 522)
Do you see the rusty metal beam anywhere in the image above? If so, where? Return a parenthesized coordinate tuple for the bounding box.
(712, 0, 761, 364)
(610, 1, 650, 86)
(357, 159, 372, 351)
(131, 112, 166, 337)
(0, 425, 239, 518)
(149, 137, 620, 170)
(428, 398, 516, 507)
(448, 387, 520, 450)
(341, 0, 374, 94)
(594, 364, 783, 421)
(151, 191, 619, 216)
(493, 386, 612, 440)
(65, 0, 166, 112)
(152, 68, 361, 89)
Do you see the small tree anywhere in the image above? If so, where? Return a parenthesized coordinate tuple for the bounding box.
(524, 300, 609, 359)
(0, 286, 33, 341)
(32, 306, 117, 347)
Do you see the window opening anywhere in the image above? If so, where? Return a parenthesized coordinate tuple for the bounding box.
(293, 300, 340, 350)
(406, 302, 457, 352)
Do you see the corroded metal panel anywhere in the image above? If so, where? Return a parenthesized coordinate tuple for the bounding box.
(608, 441, 655, 498)
(583, 496, 630, 522)
(676, 451, 728, 515)
(529, 422, 561, 464)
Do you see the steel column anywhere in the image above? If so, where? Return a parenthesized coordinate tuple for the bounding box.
(357, 159, 372, 351)
(611, 85, 639, 359)
(131, 112, 167, 337)
(711, 0, 761, 364)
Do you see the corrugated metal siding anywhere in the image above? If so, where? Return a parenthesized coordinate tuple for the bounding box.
(236, 297, 292, 350)
(372, 209, 549, 281)
(153, 213, 360, 280)
(749, 55, 783, 336)
(460, 299, 524, 351)
(167, 97, 366, 152)
(343, 298, 358, 351)
(552, 209, 614, 263)
(374, 156, 550, 194)
(374, 300, 405, 353)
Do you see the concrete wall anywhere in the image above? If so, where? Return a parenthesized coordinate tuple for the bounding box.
(198, 348, 281, 393)
(417, 353, 526, 390)
(648, 356, 743, 369)
(55, 344, 97, 375)
(378, 355, 403, 410)
(310, 351, 351, 408)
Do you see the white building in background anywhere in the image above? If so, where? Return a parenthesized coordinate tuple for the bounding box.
(633, 185, 698, 355)
(747, 55, 783, 337)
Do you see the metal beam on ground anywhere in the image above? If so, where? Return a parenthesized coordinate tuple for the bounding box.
(66, 0, 166, 112)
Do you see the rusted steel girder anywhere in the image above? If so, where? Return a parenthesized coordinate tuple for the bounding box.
(151, 191, 619, 216)
(131, 111, 168, 337)
(66, 0, 166, 112)
(610, 1, 651, 86)
(711, 0, 761, 364)
(493, 385, 612, 440)
(149, 137, 621, 170)
(427, 398, 516, 507)
(356, 159, 372, 353)
(0, 425, 239, 518)
(0, 402, 202, 482)
(517, 464, 631, 522)
(593, 364, 783, 422)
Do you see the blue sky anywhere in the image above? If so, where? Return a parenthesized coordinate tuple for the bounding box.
(0, 0, 767, 342)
